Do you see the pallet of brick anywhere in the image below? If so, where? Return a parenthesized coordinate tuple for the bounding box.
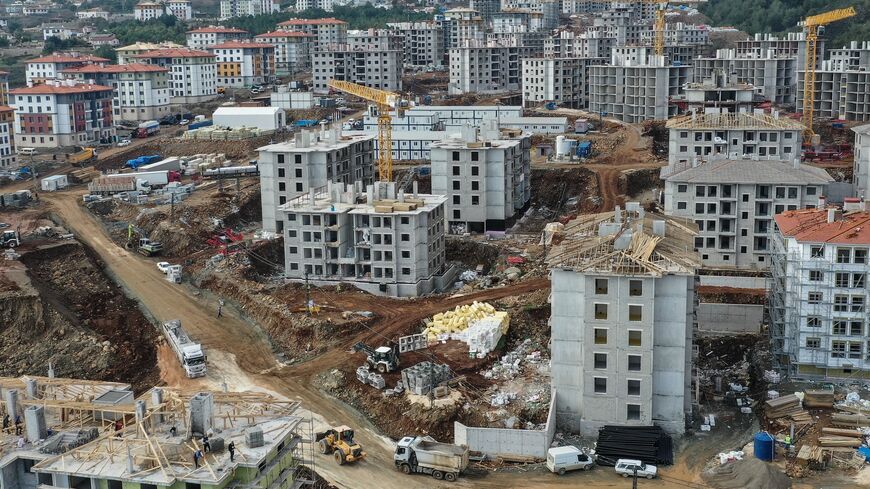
(765, 394, 802, 418)
(804, 390, 835, 409)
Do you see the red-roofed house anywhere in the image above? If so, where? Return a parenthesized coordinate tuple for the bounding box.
(134, 49, 217, 103)
(770, 203, 870, 379)
(60, 64, 171, 122)
(9, 80, 115, 148)
(209, 42, 275, 88)
(25, 53, 110, 84)
(254, 31, 313, 74)
(276, 18, 347, 48)
(186, 26, 251, 50)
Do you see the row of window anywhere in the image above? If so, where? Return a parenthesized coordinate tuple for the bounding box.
(809, 246, 869, 264)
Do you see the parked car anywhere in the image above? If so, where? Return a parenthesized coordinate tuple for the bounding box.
(614, 459, 657, 479)
(178, 119, 190, 126)
(117, 139, 131, 147)
(547, 447, 594, 475)
(156, 262, 172, 274)
(0, 223, 9, 229)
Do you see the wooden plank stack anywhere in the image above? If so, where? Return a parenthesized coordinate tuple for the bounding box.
(804, 389, 835, 409)
(765, 394, 804, 418)
(831, 412, 870, 427)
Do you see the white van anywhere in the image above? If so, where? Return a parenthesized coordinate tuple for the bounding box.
(614, 459, 657, 479)
(17, 147, 37, 156)
(547, 446, 594, 475)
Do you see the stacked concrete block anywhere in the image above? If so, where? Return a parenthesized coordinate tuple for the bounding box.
(401, 362, 451, 396)
(245, 426, 264, 448)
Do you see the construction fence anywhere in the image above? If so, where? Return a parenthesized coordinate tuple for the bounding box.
(454, 389, 557, 460)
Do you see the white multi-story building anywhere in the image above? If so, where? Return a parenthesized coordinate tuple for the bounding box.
(257, 127, 375, 234)
(430, 123, 531, 232)
(186, 27, 250, 50)
(276, 18, 348, 48)
(0, 106, 15, 169)
(0, 71, 8, 106)
(546, 29, 614, 59)
(770, 205, 870, 379)
(442, 7, 486, 49)
(60, 63, 171, 122)
(549, 206, 700, 435)
(279, 180, 453, 297)
(219, 0, 279, 19)
(133, 48, 218, 103)
(797, 41, 870, 122)
(165, 0, 192, 19)
(386, 21, 445, 68)
(639, 22, 710, 47)
(311, 30, 403, 94)
(76, 7, 110, 19)
(25, 53, 110, 84)
(694, 49, 798, 105)
(295, 0, 336, 11)
(42, 24, 81, 41)
(664, 112, 804, 166)
(588, 47, 690, 122)
(254, 31, 312, 75)
(9, 80, 116, 148)
(210, 42, 276, 88)
(449, 40, 536, 95)
(662, 158, 833, 270)
(522, 56, 604, 108)
(134, 0, 190, 20)
(854, 124, 870, 199)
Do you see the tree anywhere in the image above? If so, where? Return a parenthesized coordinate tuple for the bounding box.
(94, 45, 118, 62)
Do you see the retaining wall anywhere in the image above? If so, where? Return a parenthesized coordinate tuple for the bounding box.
(697, 303, 763, 334)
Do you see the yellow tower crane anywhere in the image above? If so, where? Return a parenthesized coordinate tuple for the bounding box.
(327, 79, 403, 182)
(602, 0, 667, 56)
(800, 7, 856, 142)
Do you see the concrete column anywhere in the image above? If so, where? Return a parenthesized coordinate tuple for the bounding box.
(25, 380, 38, 400)
(24, 406, 46, 442)
(150, 388, 163, 424)
(190, 392, 214, 436)
(134, 400, 147, 430)
(47, 363, 55, 379)
(4, 389, 19, 418)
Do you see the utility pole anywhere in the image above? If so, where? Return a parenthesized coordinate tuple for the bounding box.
(304, 271, 311, 316)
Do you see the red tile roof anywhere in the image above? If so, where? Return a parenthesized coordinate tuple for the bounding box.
(187, 27, 249, 34)
(254, 31, 313, 38)
(775, 208, 870, 245)
(278, 17, 347, 26)
(133, 48, 215, 58)
(0, 106, 13, 113)
(210, 41, 274, 49)
(60, 63, 168, 74)
(26, 54, 110, 64)
(9, 82, 114, 95)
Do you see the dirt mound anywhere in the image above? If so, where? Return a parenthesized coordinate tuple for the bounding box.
(530, 167, 597, 212)
(625, 167, 664, 197)
(8, 243, 158, 391)
(445, 238, 501, 274)
(702, 458, 791, 489)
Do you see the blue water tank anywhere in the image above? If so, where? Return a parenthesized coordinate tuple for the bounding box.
(754, 431, 775, 461)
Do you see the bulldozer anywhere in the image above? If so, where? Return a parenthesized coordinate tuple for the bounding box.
(315, 425, 366, 465)
(353, 342, 399, 373)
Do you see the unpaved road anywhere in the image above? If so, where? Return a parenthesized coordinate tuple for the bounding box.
(44, 189, 711, 489)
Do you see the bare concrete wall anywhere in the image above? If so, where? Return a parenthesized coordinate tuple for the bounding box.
(697, 303, 763, 334)
(454, 389, 556, 459)
(698, 275, 767, 289)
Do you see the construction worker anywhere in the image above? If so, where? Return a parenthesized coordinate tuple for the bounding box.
(169, 426, 177, 437)
(3, 414, 9, 431)
(228, 441, 236, 462)
(202, 434, 211, 453)
(217, 300, 224, 318)
(14, 416, 21, 436)
(193, 448, 203, 468)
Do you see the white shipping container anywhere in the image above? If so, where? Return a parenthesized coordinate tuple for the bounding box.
(212, 107, 285, 131)
(270, 90, 314, 110)
(41, 175, 69, 191)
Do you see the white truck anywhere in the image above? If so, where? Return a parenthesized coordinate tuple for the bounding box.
(162, 320, 207, 378)
(394, 436, 469, 482)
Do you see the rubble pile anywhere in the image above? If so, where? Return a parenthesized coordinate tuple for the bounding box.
(482, 339, 547, 381)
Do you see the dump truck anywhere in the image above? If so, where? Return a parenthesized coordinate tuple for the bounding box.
(135, 120, 160, 138)
(316, 426, 366, 465)
(67, 147, 95, 166)
(162, 320, 207, 378)
(394, 436, 469, 482)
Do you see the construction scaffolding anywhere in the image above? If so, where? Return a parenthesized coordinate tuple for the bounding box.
(665, 112, 806, 130)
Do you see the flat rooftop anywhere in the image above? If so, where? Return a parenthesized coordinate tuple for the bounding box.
(281, 183, 446, 216)
(258, 129, 374, 154)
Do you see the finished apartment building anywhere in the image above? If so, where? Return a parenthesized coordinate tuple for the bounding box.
(257, 126, 375, 234)
(449, 40, 536, 95)
(522, 56, 604, 108)
(797, 42, 870, 122)
(186, 26, 250, 50)
(219, 0, 279, 19)
(387, 21, 446, 68)
(133, 48, 218, 103)
(662, 158, 833, 270)
(25, 53, 110, 84)
(854, 124, 870, 198)
(664, 112, 804, 165)
(0, 106, 15, 169)
(588, 48, 690, 122)
(770, 205, 870, 379)
(280, 181, 453, 297)
(311, 30, 403, 93)
(549, 206, 700, 435)
(277, 18, 348, 48)
(210, 42, 276, 88)
(59, 63, 170, 122)
(9, 80, 115, 148)
(133, 0, 192, 20)
(442, 7, 487, 49)
(255, 31, 312, 74)
(430, 123, 531, 232)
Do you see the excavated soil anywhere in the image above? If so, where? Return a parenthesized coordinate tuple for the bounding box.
(445, 238, 501, 274)
(5, 242, 158, 391)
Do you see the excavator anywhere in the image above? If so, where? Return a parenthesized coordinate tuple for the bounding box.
(126, 224, 163, 256)
(353, 341, 400, 373)
(315, 425, 367, 465)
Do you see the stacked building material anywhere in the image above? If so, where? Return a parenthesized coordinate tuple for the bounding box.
(400, 362, 451, 396)
(804, 390, 835, 409)
(832, 413, 870, 427)
(423, 301, 510, 356)
(594, 426, 674, 466)
(765, 394, 803, 418)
